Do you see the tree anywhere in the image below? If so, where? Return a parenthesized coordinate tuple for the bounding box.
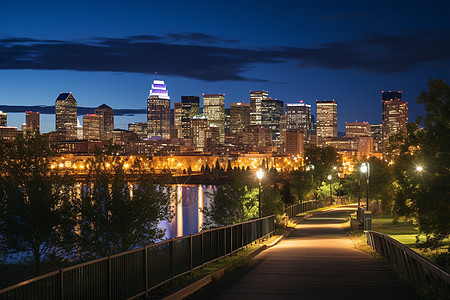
(0, 134, 76, 275)
(393, 79, 450, 249)
(77, 153, 171, 258)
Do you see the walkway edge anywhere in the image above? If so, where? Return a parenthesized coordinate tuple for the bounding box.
(163, 229, 295, 300)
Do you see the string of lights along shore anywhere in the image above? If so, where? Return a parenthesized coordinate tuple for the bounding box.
(0, 78, 408, 158)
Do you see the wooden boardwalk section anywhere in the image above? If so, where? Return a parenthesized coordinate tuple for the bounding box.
(189, 206, 417, 299)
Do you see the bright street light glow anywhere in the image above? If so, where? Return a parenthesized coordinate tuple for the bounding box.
(361, 163, 368, 173)
(416, 165, 423, 172)
(256, 169, 264, 180)
(327, 175, 332, 180)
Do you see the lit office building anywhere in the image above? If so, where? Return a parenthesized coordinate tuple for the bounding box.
(203, 93, 225, 143)
(0, 111, 6, 126)
(285, 130, 304, 156)
(24, 111, 40, 134)
(55, 92, 78, 139)
(147, 80, 171, 139)
(285, 102, 313, 142)
(83, 114, 101, 140)
(173, 102, 183, 139)
(345, 122, 371, 137)
(95, 104, 114, 140)
(230, 102, 250, 134)
(316, 100, 337, 145)
(250, 91, 269, 125)
(191, 115, 208, 150)
(261, 98, 283, 143)
(279, 115, 287, 151)
(128, 122, 148, 140)
(181, 96, 200, 139)
(371, 124, 383, 153)
(382, 91, 408, 154)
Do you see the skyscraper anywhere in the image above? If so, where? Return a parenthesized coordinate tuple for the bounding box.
(147, 80, 171, 139)
(24, 111, 40, 134)
(230, 102, 250, 134)
(55, 92, 77, 139)
(173, 102, 183, 138)
(83, 114, 101, 140)
(181, 96, 200, 139)
(316, 100, 337, 145)
(261, 98, 284, 143)
(285, 102, 313, 142)
(0, 111, 7, 126)
(382, 91, 408, 153)
(371, 124, 383, 153)
(203, 93, 225, 143)
(250, 91, 268, 125)
(95, 104, 114, 140)
(191, 115, 208, 150)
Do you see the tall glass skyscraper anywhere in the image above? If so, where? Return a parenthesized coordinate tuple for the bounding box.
(181, 96, 200, 139)
(250, 91, 268, 125)
(55, 92, 77, 139)
(203, 93, 225, 143)
(316, 100, 337, 145)
(382, 91, 408, 154)
(95, 104, 114, 140)
(261, 98, 284, 143)
(147, 80, 171, 139)
(285, 102, 312, 142)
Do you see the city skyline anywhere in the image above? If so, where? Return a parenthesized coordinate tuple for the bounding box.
(1, 0, 449, 132)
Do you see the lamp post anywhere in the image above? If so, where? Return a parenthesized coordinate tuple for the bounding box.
(327, 174, 332, 204)
(256, 168, 264, 218)
(361, 162, 370, 210)
(416, 165, 423, 173)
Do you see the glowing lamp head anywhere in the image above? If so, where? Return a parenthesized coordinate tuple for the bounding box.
(256, 169, 264, 180)
(360, 163, 368, 173)
(416, 165, 423, 172)
(327, 175, 332, 180)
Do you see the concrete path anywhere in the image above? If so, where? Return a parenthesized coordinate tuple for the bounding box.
(189, 206, 417, 299)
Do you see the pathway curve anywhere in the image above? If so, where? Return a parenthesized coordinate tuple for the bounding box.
(189, 206, 417, 299)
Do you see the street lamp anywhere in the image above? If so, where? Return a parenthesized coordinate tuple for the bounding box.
(256, 168, 264, 218)
(361, 162, 370, 210)
(327, 174, 332, 204)
(416, 165, 423, 172)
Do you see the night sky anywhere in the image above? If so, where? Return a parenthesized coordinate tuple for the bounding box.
(1, 0, 449, 132)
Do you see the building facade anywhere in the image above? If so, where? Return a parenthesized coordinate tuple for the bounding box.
(345, 122, 371, 137)
(147, 80, 171, 139)
(250, 91, 268, 125)
(261, 98, 283, 144)
(203, 93, 225, 143)
(382, 91, 408, 153)
(230, 102, 250, 134)
(285, 102, 312, 142)
(191, 115, 208, 150)
(0, 111, 6, 126)
(24, 111, 40, 134)
(95, 104, 114, 140)
(181, 96, 200, 139)
(83, 114, 101, 140)
(55, 92, 78, 139)
(316, 100, 337, 145)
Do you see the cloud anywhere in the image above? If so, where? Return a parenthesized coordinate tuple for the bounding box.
(0, 30, 448, 81)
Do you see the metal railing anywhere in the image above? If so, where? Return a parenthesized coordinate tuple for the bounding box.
(284, 199, 324, 219)
(0, 215, 275, 300)
(366, 230, 449, 298)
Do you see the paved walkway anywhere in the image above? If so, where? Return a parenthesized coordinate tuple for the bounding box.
(189, 206, 417, 299)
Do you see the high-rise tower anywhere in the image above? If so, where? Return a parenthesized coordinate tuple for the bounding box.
(250, 91, 269, 125)
(181, 96, 200, 139)
(285, 102, 313, 142)
(24, 111, 40, 134)
(147, 80, 171, 139)
(382, 91, 408, 153)
(203, 93, 225, 143)
(0, 111, 7, 127)
(316, 100, 337, 145)
(95, 104, 114, 140)
(261, 98, 283, 143)
(55, 92, 77, 139)
(230, 102, 250, 134)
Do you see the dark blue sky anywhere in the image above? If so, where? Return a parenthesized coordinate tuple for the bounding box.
(1, 0, 449, 132)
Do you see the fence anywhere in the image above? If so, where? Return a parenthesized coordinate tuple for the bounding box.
(0, 215, 275, 300)
(284, 199, 324, 220)
(366, 230, 449, 298)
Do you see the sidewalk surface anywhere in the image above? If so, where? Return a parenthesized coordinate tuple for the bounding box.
(189, 206, 417, 299)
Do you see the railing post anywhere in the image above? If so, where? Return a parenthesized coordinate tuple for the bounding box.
(108, 255, 112, 300)
(190, 234, 193, 273)
(201, 232, 204, 264)
(170, 239, 174, 278)
(59, 268, 63, 300)
(144, 246, 148, 297)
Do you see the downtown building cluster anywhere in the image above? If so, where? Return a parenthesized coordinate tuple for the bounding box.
(0, 80, 408, 160)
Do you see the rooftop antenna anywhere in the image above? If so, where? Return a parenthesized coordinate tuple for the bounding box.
(155, 72, 158, 79)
